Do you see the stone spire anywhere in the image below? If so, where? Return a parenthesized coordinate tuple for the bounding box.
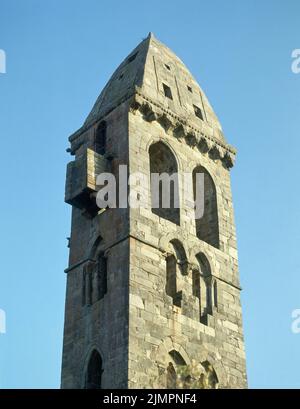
(84, 33, 226, 144)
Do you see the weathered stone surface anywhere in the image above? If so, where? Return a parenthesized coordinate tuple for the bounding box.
(61, 33, 247, 390)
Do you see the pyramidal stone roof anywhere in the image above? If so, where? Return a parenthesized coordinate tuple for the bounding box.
(69, 33, 236, 167)
(85, 33, 222, 131)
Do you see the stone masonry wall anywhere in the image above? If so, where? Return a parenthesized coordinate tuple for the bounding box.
(127, 107, 247, 388)
(61, 102, 131, 388)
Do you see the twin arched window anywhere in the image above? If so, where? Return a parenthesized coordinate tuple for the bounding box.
(165, 243, 217, 324)
(149, 142, 219, 248)
(166, 350, 219, 389)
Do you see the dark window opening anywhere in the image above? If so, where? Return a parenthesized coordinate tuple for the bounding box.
(149, 142, 180, 225)
(193, 104, 203, 120)
(192, 270, 200, 299)
(169, 350, 186, 366)
(170, 238, 188, 274)
(196, 252, 213, 323)
(166, 350, 187, 389)
(127, 52, 138, 63)
(85, 350, 103, 389)
(187, 85, 193, 93)
(213, 280, 218, 308)
(193, 166, 219, 248)
(95, 121, 106, 155)
(118, 73, 124, 80)
(166, 255, 181, 307)
(206, 283, 212, 315)
(165, 64, 171, 70)
(163, 83, 173, 100)
(165, 241, 188, 308)
(97, 254, 107, 300)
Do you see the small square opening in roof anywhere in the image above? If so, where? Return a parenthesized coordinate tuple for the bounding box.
(127, 52, 138, 63)
(165, 64, 171, 70)
(118, 73, 124, 80)
(193, 104, 203, 120)
(163, 83, 173, 100)
(187, 85, 193, 93)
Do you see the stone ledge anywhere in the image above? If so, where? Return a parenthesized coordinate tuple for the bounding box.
(67, 88, 236, 171)
(129, 89, 236, 169)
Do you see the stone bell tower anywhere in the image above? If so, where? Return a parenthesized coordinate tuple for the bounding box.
(61, 33, 247, 389)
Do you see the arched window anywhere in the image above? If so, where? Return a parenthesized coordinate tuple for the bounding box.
(166, 255, 182, 307)
(166, 350, 187, 389)
(169, 239, 188, 274)
(165, 240, 187, 307)
(166, 255, 178, 304)
(149, 142, 180, 225)
(85, 350, 103, 389)
(95, 121, 106, 155)
(193, 166, 219, 248)
(169, 350, 187, 366)
(201, 361, 219, 389)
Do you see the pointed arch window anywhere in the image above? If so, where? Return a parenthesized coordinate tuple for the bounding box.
(193, 253, 216, 324)
(193, 166, 219, 248)
(166, 350, 187, 389)
(165, 240, 187, 308)
(85, 350, 103, 389)
(149, 142, 180, 225)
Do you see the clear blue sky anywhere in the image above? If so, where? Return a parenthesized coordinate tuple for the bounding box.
(0, 0, 299, 389)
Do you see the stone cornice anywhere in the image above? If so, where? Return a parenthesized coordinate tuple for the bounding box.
(68, 87, 236, 169)
(130, 88, 236, 169)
